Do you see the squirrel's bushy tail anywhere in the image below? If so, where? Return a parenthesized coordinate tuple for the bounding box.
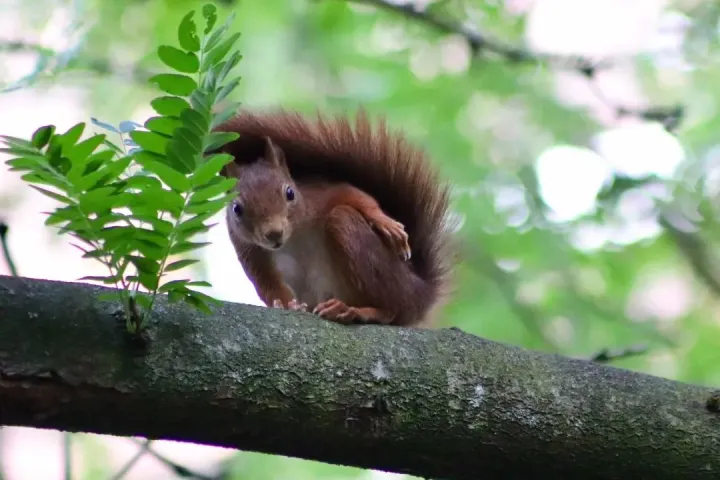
(216, 108, 456, 318)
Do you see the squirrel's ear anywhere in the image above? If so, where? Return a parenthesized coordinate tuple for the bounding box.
(221, 158, 241, 178)
(263, 136, 287, 169)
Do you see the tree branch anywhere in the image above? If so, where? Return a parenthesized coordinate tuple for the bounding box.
(659, 212, 720, 297)
(351, 0, 684, 130)
(354, 0, 533, 61)
(0, 275, 718, 480)
(0, 223, 17, 277)
(109, 440, 153, 480)
(0, 40, 154, 89)
(126, 439, 216, 480)
(590, 344, 648, 363)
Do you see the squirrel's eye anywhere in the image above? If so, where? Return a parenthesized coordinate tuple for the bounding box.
(232, 202, 243, 217)
(285, 186, 295, 202)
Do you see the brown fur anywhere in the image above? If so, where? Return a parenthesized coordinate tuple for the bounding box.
(216, 108, 455, 327)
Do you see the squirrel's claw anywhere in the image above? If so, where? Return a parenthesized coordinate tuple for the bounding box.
(272, 298, 308, 312)
(374, 218, 412, 261)
(288, 299, 308, 312)
(313, 298, 358, 324)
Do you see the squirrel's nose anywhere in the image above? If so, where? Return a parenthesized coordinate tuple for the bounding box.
(265, 229, 284, 245)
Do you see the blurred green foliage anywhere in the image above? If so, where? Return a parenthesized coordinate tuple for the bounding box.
(2, 0, 720, 478)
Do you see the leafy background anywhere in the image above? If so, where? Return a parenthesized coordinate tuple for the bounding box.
(1, 0, 720, 478)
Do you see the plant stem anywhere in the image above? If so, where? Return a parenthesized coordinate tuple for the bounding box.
(142, 193, 193, 326)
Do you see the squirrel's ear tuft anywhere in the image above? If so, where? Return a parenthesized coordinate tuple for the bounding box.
(263, 136, 287, 169)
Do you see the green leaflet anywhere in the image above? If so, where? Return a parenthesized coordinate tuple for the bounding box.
(158, 46, 200, 74)
(151, 96, 191, 117)
(145, 116, 183, 137)
(0, 3, 245, 333)
(149, 73, 198, 96)
(178, 11, 201, 52)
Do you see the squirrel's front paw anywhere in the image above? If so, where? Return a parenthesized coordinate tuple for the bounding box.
(373, 217, 411, 261)
(272, 298, 308, 312)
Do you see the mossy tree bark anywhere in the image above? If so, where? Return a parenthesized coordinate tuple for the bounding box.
(0, 275, 718, 480)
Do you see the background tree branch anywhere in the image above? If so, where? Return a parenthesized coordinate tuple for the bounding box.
(351, 0, 684, 131)
(0, 275, 718, 480)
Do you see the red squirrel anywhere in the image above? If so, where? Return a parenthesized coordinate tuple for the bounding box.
(214, 109, 455, 327)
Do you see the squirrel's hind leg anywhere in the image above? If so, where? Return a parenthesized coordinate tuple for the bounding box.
(313, 205, 418, 326)
(313, 298, 393, 324)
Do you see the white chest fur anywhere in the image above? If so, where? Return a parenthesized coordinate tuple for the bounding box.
(271, 227, 349, 307)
